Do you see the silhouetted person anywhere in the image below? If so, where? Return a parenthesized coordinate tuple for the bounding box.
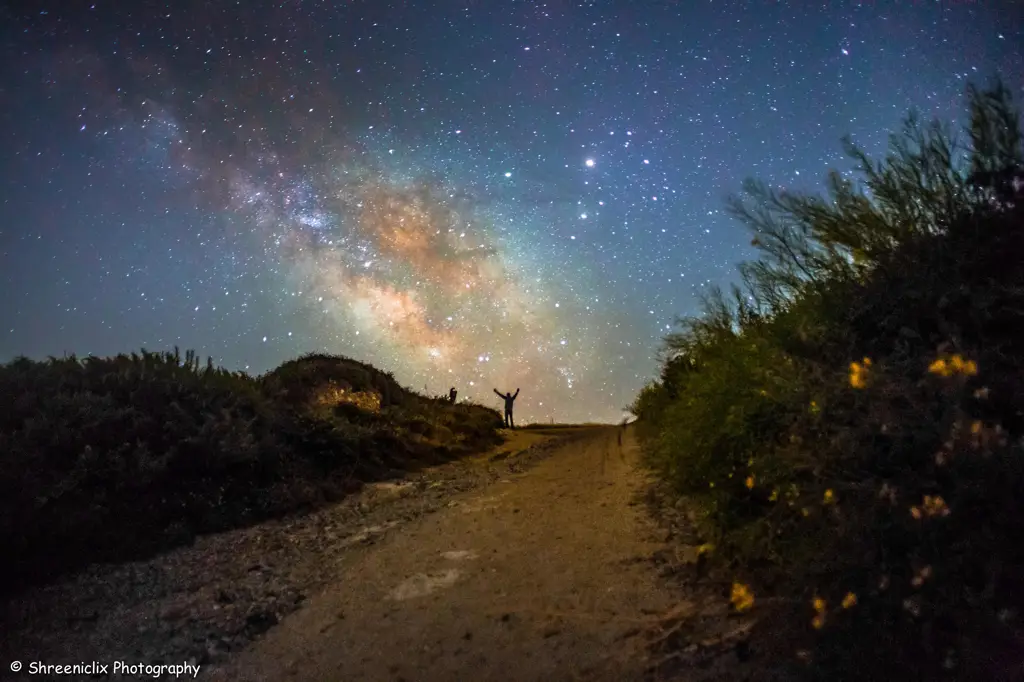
(449, 387, 458, 404)
(493, 388, 520, 428)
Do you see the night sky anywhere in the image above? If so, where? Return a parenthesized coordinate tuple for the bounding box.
(1, 1, 1020, 424)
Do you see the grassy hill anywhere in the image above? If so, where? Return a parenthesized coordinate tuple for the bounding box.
(0, 349, 503, 594)
(632, 81, 1024, 679)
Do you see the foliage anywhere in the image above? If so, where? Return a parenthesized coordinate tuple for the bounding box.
(633, 80, 1024, 679)
(0, 348, 502, 594)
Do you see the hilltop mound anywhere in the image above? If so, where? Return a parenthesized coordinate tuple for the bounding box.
(0, 349, 503, 595)
(262, 352, 418, 409)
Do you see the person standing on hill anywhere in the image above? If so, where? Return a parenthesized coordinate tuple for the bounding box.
(493, 387, 520, 428)
(449, 387, 458, 404)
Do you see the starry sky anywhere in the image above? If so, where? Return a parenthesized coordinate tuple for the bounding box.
(1, 1, 1020, 424)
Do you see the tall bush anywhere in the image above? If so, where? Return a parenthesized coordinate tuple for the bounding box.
(635, 81, 1024, 679)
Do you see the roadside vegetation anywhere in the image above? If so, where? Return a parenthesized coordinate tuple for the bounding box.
(631, 81, 1024, 680)
(0, 350, 502, 594)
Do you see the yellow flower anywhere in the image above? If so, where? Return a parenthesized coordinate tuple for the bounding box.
(849, 358, 871, 388)
(928, 358, 951, 377)
(769, 488, 779, 502)
(929, 354, 979, 378)
(949, 354, 977, 374)
(809, 400, 820, 414)
(823, 489, 836, 505)
(745, 476, 755, 490)
(910, 496, 950, 519)
(922, 495, 950, 518)
(696, 543, 715, 556)
(841, 592, 857, 609)
(709, 481, 715, 488)
(812, 614, 825, 629)
(812, 597, 826, 613)
(971, 420, 983, 435)
(730, 582, 755, 612)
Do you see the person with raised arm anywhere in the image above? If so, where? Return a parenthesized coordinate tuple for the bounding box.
(493, 387, 520, 428)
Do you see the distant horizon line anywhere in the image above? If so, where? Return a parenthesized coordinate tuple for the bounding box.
(1, 346, 639, 424)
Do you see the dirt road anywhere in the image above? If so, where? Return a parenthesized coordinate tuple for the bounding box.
(211, 426, 680, 682)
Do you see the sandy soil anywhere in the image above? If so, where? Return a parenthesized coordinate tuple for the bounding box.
(208, 426, 681, 682)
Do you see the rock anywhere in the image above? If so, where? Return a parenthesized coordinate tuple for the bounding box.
(167, 634, 189, 652)
(160, 603, 189, 620)
(209, 635, 232, 652)
(244, 608, 279, 635)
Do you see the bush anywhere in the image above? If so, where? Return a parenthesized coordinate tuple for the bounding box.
(634, 80, 1024, 679)
(0, 349, 502, 594)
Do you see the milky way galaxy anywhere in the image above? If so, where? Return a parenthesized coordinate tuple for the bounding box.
(1, 0, 1020, 422)
(241, 152, 600, 419)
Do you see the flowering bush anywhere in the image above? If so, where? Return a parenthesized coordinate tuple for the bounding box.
(633, 81, 1024, 679)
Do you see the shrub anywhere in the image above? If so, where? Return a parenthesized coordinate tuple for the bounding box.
(0, 349, 502, 594)
(634, 80, 1024, 679)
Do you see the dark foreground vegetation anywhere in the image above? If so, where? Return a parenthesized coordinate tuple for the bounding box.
(0, 350, 503, 594)
(632, 81, 1024, 680)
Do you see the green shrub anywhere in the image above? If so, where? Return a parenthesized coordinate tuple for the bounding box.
(634, 80, 1024, 679)
(0, 349, 502, 594)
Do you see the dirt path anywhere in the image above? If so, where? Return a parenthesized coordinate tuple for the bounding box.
(211, 426, 680, 682)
